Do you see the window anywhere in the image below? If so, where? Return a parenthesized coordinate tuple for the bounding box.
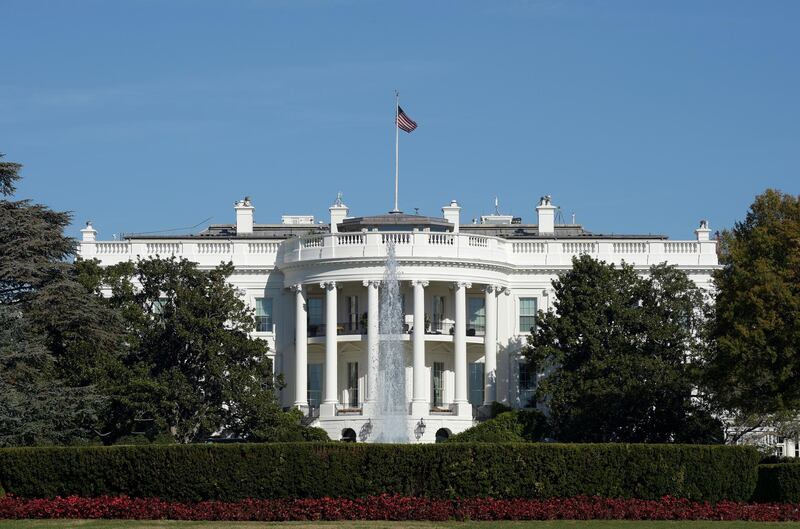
(432, 362, 445, 407)
(345, 295, 359, 333)
(519, 297, 537, 334)
(308, 297, 323, 336)
(346, 361, 359, 407)
(152, 297, 168, 315)
(469, 362, 485, 406)
(468, 297, 485, 335)
(307, 364, 322, 408)
(431, 295, 445, 332)
(518, 361, 536, 407)
(255, 297, 273, 332)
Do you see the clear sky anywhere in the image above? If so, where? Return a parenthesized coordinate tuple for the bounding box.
(2, 0, 798, 240)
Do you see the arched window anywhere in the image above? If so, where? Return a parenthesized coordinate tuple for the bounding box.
(435, 428, 451, 443)
(341, 428, 357, 443)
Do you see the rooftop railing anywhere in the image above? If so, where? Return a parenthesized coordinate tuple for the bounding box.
(80, 231, 718, 268)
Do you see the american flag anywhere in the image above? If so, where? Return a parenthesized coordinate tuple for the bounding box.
(396, 106, 417, 132)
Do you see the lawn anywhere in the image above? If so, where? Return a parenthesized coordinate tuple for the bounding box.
(1, 522, 800, 529)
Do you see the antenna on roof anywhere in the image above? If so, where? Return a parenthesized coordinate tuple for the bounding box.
(572, 212, 576, 224)
(555, 206, 565, 225)
(494, 196, 500, 215)
(121, 216, 214, 238)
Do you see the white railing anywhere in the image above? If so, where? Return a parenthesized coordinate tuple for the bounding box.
(337, 233, 364, 245)
(197, 242, 232, 254)
(81, 231, 717, 269)
(512, 241, 546, 254)
(613, 242, 647, 253)
(665, 241, 699, 253)
(146, 242, 181, 255)
(429, 233, 454, 245)
(382, 232, 410, 244)
(248, 242, 280, 253)
(468, 235, 488, 248)
(95, 242, 130, 254)
(562, 242, 597, 254)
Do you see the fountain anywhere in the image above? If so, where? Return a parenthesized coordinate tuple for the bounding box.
(370, 241, 409, 442)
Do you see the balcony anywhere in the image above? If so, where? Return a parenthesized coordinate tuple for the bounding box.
(280, 231, 718, 268)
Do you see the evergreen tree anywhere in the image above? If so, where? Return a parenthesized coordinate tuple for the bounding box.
(706, 189, 800, 417)
(525, 255, 721, 443)
(0, 155, 101, 445)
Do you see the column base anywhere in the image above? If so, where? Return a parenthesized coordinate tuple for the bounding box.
(293, 403, 310, 415)
(453, 401, 474, 418)
(320, 401, 337, 418)
(410, 400, 428, 417)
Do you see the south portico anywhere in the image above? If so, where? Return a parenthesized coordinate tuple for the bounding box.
(286, 274, 508, 441)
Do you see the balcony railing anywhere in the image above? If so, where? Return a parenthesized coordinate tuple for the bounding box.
(308, 321, 367, 337)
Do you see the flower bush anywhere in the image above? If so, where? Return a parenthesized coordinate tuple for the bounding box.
(2, 495, 800, 522)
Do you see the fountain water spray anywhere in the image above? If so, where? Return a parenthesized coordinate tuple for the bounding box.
(371, 241, 409, 442)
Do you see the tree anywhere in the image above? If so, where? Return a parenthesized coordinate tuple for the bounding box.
(705, 189, 800, 427)
(88, 256, 304, 443)
(524, 255, 721, 443)
(0, 154, 101, 445)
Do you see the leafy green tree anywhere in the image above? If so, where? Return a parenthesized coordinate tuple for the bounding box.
(705, 189, 800, 420)
(88, 256, 311, 443)
(524, 255, 721, 443)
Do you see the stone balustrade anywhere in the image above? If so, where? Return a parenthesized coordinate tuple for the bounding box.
(79, 231, 717, 269)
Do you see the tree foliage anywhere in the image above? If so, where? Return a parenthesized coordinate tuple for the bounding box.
(84, 256, 306, 443)
(0, 155, 100, 445)
(525, 255, 721, 443)
(706, 189, 800, 416)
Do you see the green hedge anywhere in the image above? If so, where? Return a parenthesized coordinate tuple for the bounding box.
(0, 443, 758, 503)
(446, 410, 548, 443)
(753, 463, 800, 502)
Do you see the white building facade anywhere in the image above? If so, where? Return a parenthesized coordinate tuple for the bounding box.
(78, 195, 719, 443)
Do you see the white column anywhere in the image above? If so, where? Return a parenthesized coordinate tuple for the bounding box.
(321, 281, 338, 416)
(454, 281, 471, 415)
(292, 284, 308, 409)
(483, 284, 498, 405)
(363, 279, 380, 404)
(411, 280, 428, 415)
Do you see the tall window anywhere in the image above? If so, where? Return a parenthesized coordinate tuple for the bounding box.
(347, 361, 359, 407)
(469, 362, 485, 406)
(518, 361, 536, 407)
(308, 297, 323, 336)
(468, 297, 485, 335)
(255, 297, 273, 332)
(307, 364, 323, 408)
(432, 362, 445, 407)
(346, 295, 359, 333)
(519, 297, 537, 334)
(431, 295, 445, 332)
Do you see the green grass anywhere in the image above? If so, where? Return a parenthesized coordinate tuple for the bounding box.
(1, 522, 800, 529)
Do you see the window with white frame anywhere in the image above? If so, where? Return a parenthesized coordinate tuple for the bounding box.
(255, 297, 273, 332)
(346, 295, 359, 333)
(468, 297, 485, 335)
(518, 297, 537, 334)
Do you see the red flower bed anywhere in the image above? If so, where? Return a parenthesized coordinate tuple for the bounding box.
(2, 495, 800, 522)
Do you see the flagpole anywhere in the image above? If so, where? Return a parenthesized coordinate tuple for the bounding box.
(393, 90, 400, 213)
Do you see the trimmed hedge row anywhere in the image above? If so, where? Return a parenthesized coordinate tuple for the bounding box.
(0, 443, 759, 503)
(754, 463, 800, 503)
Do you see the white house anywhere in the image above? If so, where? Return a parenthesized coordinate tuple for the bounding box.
(78, 194, 719, 443)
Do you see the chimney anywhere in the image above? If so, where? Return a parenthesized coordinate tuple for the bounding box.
(329, 192, 349, 234)
(80, 221, 97, 242)
(536, 195, 556, 235)
(695, 219, 711, 241)
(235, 197, 254, 235)
(442, 200, 461, 233)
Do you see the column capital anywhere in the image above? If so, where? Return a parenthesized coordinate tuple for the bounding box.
(320, 281, 337, 290)
(362, 279, 381, 288)
(411, 280, 429, 288)
(455, 281, 472, 289)
(483, 284, 500, 294)
(289, 283, 304, 293)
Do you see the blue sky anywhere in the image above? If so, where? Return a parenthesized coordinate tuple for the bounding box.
(2, 0, 798, 240)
